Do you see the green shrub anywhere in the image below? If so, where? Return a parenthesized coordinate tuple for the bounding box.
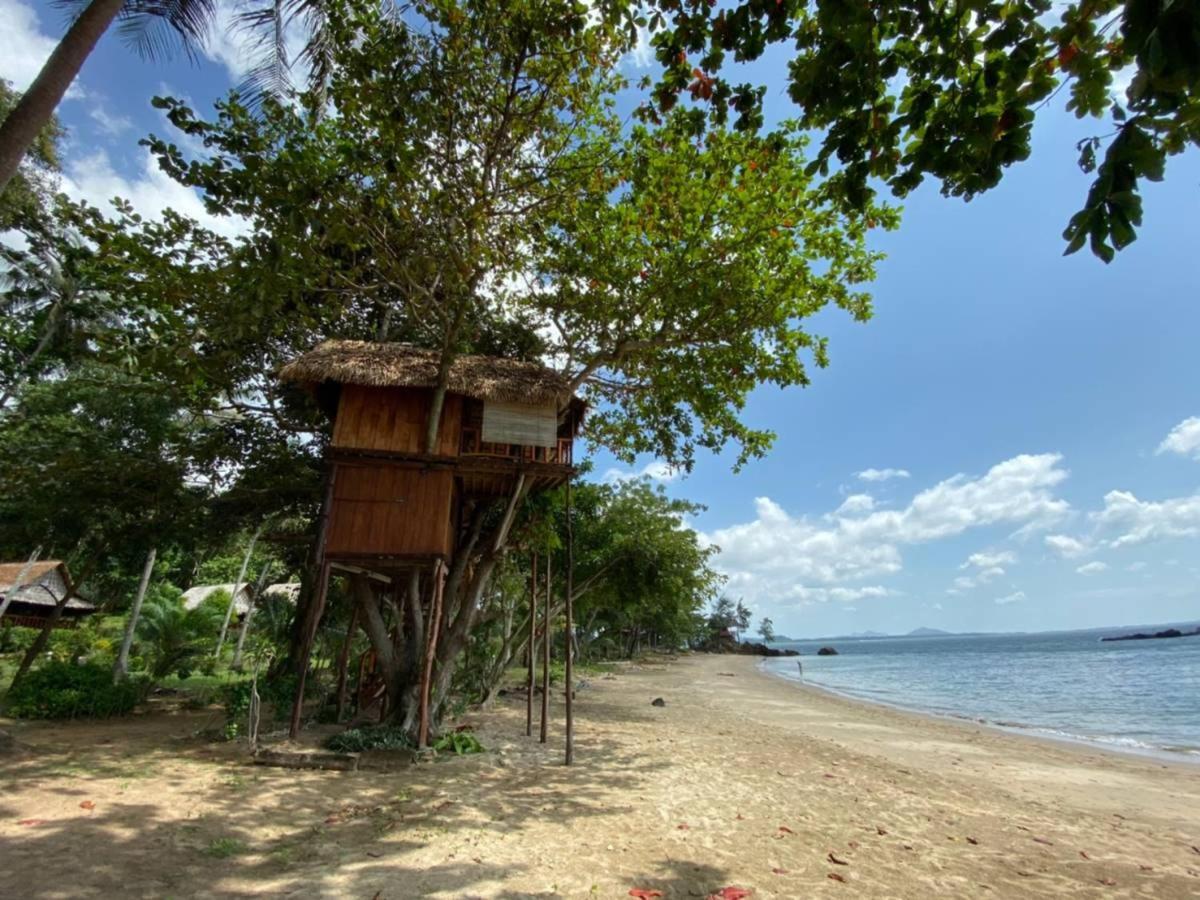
(221, 674, 300, 738)
(6, 661, 143, 719)
(433, 731, 484, 755)
(325, 724, 414, 753)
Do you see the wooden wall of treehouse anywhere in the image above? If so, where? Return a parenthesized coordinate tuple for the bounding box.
(325, 463, 456, 559)
(324, 386, 461, 561)
(332, 385, 462, 457)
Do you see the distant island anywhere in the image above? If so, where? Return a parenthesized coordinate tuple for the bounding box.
(1101, 627, 1200, 643)
(907, 627, 952, 637)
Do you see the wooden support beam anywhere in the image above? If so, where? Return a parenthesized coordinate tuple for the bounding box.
(334, 603, 361, 723)
(526, 551, 537, 737)
(540, 550, 550, 744)
(564, 476, 575, 765)
(289, 561, 330, 739)
(417, 559, 447, 750)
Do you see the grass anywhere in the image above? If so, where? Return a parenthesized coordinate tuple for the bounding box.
(203, 836, 249, 859)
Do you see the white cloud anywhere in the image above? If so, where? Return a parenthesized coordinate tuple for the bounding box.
(856, 467, 911, 482)
(1127, 561, 1147, 572)
(62, 148, 246, 240)
(1157, 416, 1200, 461)
(1045, 533, 1089, 559)
(1076, 561, 1109, 576)
(88, 105, 132, 136)
(1093, 489, 1200, 547)
(962, 550, 1016, 570)
(705, 453, 1069, 608)
(602, 459, 679, 484)
(834, 493, 875, 516)
(0, 0, 71, 94)
(627, 24, 653, 68)
(995, 590, 1026, 606)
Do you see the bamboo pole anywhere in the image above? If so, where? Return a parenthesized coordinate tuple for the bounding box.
(334, 603, 361, 723)
(113, 547, 155, 681)
(526, 551, 537, 737)
(0, 545, 41, 622)
(564, 476, 575, 765)
(215, 523, 263, 658)
(540, 550, 550, 743)
(231, 563, 272, 672)
(417, 559, 447, 750)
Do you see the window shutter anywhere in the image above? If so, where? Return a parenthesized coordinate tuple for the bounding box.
(481, 400, 558, 447)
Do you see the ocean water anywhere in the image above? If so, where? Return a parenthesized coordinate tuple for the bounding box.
(762, 627, 1200, 760)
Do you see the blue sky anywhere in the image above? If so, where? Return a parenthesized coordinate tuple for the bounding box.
(4, 0, 1198, 638)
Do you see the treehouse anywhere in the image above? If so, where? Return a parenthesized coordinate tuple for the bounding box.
(279, 340, 583, 571)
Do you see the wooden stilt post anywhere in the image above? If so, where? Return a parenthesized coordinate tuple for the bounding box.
(564, 476, 575, 765)
(526, 551, 537, 737)
(540, 550, 550, 743)
(417, 559, 447, 750)
(288, 465, 337, 740)
(334, 602, 361, 723)
(289, 560, 330, 739)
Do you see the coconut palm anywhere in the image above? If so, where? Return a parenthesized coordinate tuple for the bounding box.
(0, 0, 218, 194)
(0, 0, 351, 196)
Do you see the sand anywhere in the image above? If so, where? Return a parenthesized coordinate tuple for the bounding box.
(2, 653, 1199, 898)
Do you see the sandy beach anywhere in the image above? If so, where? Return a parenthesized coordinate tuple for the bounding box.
(3, 652, 1199, 898)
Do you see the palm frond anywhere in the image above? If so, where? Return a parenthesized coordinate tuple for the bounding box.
(112, 0, 220, 63)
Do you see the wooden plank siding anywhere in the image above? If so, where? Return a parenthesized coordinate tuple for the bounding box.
(332, 385, 462, 457)
(325, 464, 456, 559)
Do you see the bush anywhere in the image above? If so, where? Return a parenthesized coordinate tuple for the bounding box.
(433, 731, 484, 755)
(6, 661, 143, 719)
(220, 674, 301, 739)
(325, 724, 414, 753)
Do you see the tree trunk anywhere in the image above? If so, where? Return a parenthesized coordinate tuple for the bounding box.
(10, 562, 90, 689)
(216, 524, 262, 658)
(0, 0, 125, 193)
(333, 602, 360, 722)
(113, 546, 155, 682)
(231, 563, 272, 672)
(564, 476, 575, 765)
(0, 545, 41, 623)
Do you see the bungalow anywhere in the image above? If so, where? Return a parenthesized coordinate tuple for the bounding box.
(181, 582, 301, 617)
(0, 561, 95, 629)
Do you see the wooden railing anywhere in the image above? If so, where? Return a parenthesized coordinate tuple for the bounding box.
(459, 427, 572, 464)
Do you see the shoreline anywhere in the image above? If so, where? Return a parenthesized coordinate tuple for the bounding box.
(757, 658, 1200, 768)
(4, 652, 1200, 897)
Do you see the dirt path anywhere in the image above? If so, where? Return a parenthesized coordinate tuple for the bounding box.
(2, 654, 1199, 898)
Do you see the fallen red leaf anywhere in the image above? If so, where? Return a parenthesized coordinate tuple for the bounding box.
(79, 801, 95, 811)
(1099, 878, 1117, 886)
(827, 873, 847, 883)
(708, 889, 751, 900)
(828, 852, 850, 865)
(1080, 851, 1091, 860)
(778, 825, 794, 834)
(823, 773, 837, 779)
(735, 814, 745, 821)
(771, 868, 787, 875)
(966, 837, 979, 845)
(629, 890, 663, 899)
(876, 826, 888, 836)
(677, 823, 689, 830)
(17, 819, 47, 826)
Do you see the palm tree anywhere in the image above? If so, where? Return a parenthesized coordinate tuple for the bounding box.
(0, 0, 355, 196)
(0, 0, 218, 194)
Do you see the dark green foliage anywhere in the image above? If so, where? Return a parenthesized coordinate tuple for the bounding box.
(433, 731, 484, 756)
(221, 674, 299, 723)
(5, 661, 143, 719)
(647, 0, 1200, 260)
(325, 724, 415, 753)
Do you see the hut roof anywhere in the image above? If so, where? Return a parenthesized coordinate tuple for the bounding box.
(182, 583, 254, 615)
(279, 340, 575, 407)
(0, 560, 95, 612)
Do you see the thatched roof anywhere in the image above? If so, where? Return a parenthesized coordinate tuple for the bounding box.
(0, 560, 94, 612)
(279, 341, 575, 407)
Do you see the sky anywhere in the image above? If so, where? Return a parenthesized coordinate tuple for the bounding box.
(3, 0, 1198, 639)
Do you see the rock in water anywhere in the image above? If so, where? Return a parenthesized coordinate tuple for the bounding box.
(651, 697, 666, 707)
(816, 647, 839, 656)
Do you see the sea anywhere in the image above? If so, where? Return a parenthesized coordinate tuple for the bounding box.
(762, 625, 1200, 761)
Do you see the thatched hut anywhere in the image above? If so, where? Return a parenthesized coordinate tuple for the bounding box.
(0, 561, 95, 628)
